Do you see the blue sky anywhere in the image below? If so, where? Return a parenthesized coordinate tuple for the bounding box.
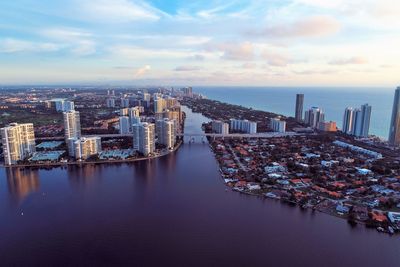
(0, 0, 399, 86)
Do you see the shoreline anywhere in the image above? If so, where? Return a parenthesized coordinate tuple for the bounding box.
(1, 139, 183, 169)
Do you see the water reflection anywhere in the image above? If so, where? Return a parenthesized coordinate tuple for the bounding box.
(67, 164, 102, 188)
(6, 167, 40, 205)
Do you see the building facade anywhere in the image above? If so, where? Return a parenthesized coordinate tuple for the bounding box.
(211, 120, 229, 135)
(304, 107, 325, 128)
(119, 116, 131, 134)
(73, 137, 101, 160)
(389, 87, 400, 146)
(229, 119, 257, 134)
(132, 123, 155, 156)
(295, 94, 304, 122)
(1, 123, 36, 165)
(270, 118, 287, 133)
(156, 119, 176, 149)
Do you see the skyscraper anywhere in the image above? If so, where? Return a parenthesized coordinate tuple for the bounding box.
(119, 116, 130, 134)
(63, 110, 81, 141)
(1, 123, 36, 165)
(132, 123, 155, 156)
(352, 104, 372, 137)
(73, 137, 102, 160)
(342, 107, 354, 134)
(389, 87, 400, 146)
(304, 107, 324, 128)
(156, 119, 176, 149)
(295, 94, 304, 122)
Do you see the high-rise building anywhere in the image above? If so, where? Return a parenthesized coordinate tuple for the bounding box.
(128, 107, 141, 129)
(342, 107, 354, 134)
(63, 110, 81, 141)
(54, 100, 74, 112)
(1, 123, 36, 165)
(270, 118, 286, 133)
(120, 98, 130, 108)
(73, 137, 101, 160)
(154, 98, 166, 113)
(182, 87, 193, 97)
(63, 101, 75, 112)
(211, 120, 229, 135)
(120, 108, 129, 116)
(304, 107, 325, 128)
(106, 98, 115, 108)
(295, 94, 304, 122)
(352, 104, 372, 137)
(389, 87, 400, 146)
(119, 116, 131, 134)
(229, 119, 257, 134)
(132, 123, 155, 156)
(156, 119, 176, 149)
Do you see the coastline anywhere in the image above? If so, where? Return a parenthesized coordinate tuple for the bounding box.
(0, 139, 183, 169)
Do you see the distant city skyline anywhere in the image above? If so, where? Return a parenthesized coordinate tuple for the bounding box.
(1, 0, 400, 86)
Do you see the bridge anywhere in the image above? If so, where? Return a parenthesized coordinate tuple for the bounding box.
(36, 132, 300, 141)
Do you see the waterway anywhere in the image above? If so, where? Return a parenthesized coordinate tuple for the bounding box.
(0, 106, 399, 266)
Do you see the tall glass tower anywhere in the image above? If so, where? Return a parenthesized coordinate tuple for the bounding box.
(389, 87, 400, 146)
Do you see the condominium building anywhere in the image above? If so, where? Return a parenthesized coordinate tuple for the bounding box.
(295, 94, 304, 122)
(106, 98, 115, 108)
(342, 107, 354, 134)
(119, 116, 130, 134)
(132, 123, 155, 156)
(54, 100, 74, 112)
(63, 110, 81, 141)
(73, 137, 101, 160)
(342, 104, 372, 137)
(156, 119, 176, 149)
(270, 118, 286, 133)
(389, 87, 400, 146)
(304, 107, 325, 128)
(154, 98, 166, 113)
(211, 120, 229, 135)
(1, 123, 36, 165)
(230, 119, 257, 134)
(120, 98, 130, 108)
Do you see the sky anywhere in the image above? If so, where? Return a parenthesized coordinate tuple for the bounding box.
(0, 0, 399, 87)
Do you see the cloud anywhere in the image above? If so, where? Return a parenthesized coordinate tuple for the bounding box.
(174, 65, 201, 71)
(134, 65, 151, 78)
(241, 63, 257, 69)
(262, 51, 291, 67)
(187, 54, 205, 61)
(251, 16, 340, 38)
(0, 38, 61, 53)
(205, 42, 254, 61)
(293, 69, 338, 75)
(71, 40, 96, 56)
(329, 56, 368, 65)
(76, 0, 161, 23)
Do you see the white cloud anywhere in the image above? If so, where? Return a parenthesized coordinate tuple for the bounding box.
(76, 0, 161, 23)
(205, 42, 255, 61)
(329, 56, 368, 65)
(174, 65, 201, 71)
(134, 65, 151, 78)
(0, 38, 61, 53)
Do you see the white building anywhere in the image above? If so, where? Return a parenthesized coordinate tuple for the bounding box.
(304, 107, 325, 128)
(119, 116, 131, 134)
(73, 137, 101, 160)
(229, 119, 257, 134)
(211, 120, 229, 135)
(63, 110, 81, 141)
(156, 119, 176, 149)
(270, 118, 286, 133)
(132, 123, 155, 156)
(1, 123, 36, 165)
(54, 100, 74, 112)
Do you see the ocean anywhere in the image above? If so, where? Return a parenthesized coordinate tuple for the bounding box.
(195, 87, 395, 139)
